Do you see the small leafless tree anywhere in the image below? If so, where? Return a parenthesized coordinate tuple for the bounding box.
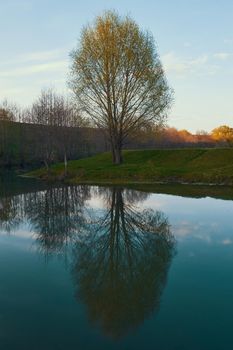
(28, 88, 85, 172)
(54, 96, 86, 175)
(27, 89, 57, 170)
(70, 11, 172, 164)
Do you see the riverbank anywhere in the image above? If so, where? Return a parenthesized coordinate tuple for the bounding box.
(27, 148, 233, 186)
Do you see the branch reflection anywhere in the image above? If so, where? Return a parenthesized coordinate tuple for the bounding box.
(72, 187, 176, 338)
(25, 185, 90, 255)
(0, 184, 176, 338)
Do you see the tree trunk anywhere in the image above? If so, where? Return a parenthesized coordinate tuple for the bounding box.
(110, 133, 123, 164)
(114, 147, 122, 164)
(64, 152, 67, 175)
(111, 143, 122, 164)
(44, 159, 49, 173)
(111, 143, 116, 163)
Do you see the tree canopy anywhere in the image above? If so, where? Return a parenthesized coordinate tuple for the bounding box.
(70, 11, 172, 164)
(211, 125, 233, 146)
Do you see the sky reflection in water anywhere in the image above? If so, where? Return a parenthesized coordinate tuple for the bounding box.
(0, 184, 233, 350)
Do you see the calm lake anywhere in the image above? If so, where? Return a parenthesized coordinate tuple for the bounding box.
(0, 175, 233, 350)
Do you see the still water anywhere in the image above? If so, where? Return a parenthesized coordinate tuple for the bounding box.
(0, 176, 233, 349)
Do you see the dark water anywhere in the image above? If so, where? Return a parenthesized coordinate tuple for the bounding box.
(0, 176, 233, 349)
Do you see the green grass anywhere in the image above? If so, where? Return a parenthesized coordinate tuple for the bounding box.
(28, 148, 233, 185)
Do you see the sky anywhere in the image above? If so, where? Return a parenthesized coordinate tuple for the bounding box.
(0, 0, 233, 132)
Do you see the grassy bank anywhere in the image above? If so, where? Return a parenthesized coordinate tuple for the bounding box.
(27, 148, 233, 186)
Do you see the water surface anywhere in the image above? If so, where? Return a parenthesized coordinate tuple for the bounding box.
(0, 176, 233, 349)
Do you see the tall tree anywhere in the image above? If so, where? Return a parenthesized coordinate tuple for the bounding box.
(70, 11, 172, 164)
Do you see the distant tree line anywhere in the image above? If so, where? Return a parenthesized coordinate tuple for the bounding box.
(157, 126, 233, 148)
(0, 94, 232, 169)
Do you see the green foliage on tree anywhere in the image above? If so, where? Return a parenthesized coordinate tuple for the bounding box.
(70, 11, 172, 164)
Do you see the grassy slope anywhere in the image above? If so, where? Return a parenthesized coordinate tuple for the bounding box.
(28, 148, 233, 185)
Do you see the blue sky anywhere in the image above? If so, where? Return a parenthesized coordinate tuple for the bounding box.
(1, 0, 233, 132)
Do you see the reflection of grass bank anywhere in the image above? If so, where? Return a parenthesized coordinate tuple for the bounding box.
(126, 183, 233, 201)
(28, 148, 233, 186)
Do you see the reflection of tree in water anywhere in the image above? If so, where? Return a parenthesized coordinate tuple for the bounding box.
(25, 185, 90, 255)
(72, 187, 176, 338)
(0, 195, 24, 233)
(0, 185, 90, 244)
(0, 184, 176, 339)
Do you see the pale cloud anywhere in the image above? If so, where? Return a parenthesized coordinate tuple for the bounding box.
(0, 48, 69, 104)
(172, 220, 222, 243)
(162, 52, 209, 76)
(173, 221, 193, 237)
(0, 48, 69, 81)
(162, 52, 188, 75)
(222, 239, 232, 245)
(162, 51, 220, 77)
(214, 52, 232, 60)
(0, 87, 28, 96)
(0, 60, 68, 78)
(0, 47, 69, 67)
(19, 49, 67, 63)
(191, 55, 208, 65)
(224, 38, 233, 44)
